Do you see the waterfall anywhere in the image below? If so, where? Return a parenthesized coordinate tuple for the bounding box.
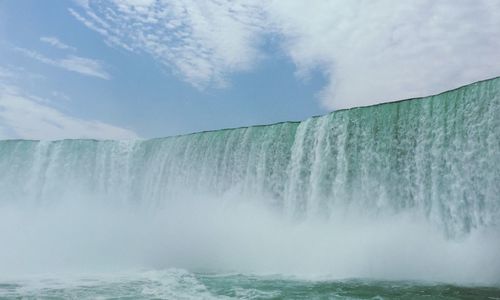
(1, 77, 499, 236)
(0, 77, 499, 283)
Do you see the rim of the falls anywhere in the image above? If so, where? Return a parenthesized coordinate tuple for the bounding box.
(2, 75, 499, 143)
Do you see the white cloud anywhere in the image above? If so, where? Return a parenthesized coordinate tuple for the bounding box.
(60, 55, 111, 79)
(0, 82, 138, 140)
(16, 47, 111, 80)
(0, 66, 15, 79)
(70, 0, 266, 88)
(51, 90, 71, 102)
(266, 0, 500, 109)
(72, 0, 89, 9)
(40, 36, 76, 51)
(71, 0, 500, 109)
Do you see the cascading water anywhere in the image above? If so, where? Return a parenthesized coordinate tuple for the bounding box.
(1, 77, 500, 295)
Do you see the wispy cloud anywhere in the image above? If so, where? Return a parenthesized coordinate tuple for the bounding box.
(0, 66, 17, 79)
(51, 90, 71, 102)
(69, 1, 266, 88)
(266, 0, 500, 109)
(0, 81, 138, 140)
(40, 36, 76, 51)
(71, 0, 500, 109)
(16, 47, 110, 80)
(60, 55, 110, 79)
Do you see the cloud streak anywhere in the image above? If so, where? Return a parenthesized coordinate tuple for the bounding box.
(0, 81, 138, 140)
(69, 0, 266, 88)
(16, 47, 111, 80)
(40, 36, 76, 51)
(71, 0, 500, 109)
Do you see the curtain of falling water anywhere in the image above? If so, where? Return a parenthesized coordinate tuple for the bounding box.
(0, 77, 499, 237)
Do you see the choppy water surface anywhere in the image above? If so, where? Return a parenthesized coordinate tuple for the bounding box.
(1, 270, 499, 300)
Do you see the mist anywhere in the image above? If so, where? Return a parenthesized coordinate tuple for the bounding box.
(1, 194, 499, 285)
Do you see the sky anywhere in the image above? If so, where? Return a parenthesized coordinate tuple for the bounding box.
(0, 0, 499, 140)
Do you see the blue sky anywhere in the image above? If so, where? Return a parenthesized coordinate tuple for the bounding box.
(0, 0, 499, 139)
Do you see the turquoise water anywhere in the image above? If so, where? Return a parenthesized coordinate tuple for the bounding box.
(1, 270, 500, 299)
(0, 77, 499, 298)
